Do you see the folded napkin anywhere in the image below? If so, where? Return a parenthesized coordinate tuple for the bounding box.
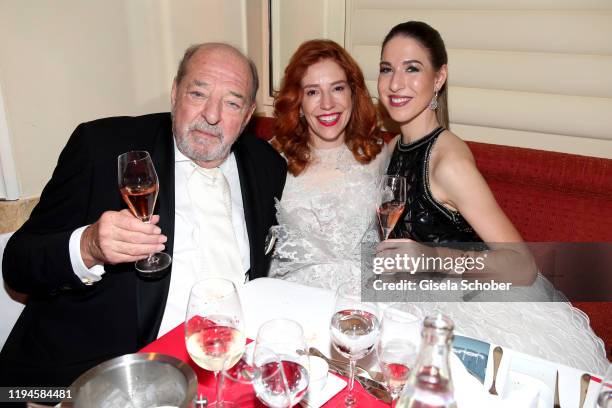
(452, 353, 539, 407)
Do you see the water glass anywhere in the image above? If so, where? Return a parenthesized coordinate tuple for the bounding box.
(376, 304, 422, 399)
(253, 319, 310, 407)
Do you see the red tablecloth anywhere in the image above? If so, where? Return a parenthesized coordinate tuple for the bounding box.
(140, 323, 390, 407)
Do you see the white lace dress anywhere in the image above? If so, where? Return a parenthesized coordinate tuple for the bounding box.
(269, 143, 389, 289)
(268, 143, 608, 374)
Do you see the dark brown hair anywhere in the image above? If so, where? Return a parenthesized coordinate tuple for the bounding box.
(382, 21, 449, 129)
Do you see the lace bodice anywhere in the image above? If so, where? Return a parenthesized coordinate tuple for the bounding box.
(269, 143, 389, 289)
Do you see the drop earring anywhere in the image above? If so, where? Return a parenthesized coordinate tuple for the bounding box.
(428, 89, 439, 110)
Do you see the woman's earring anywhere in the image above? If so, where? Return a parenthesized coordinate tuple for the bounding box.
(428, 89, 439, 110)
(299, 110, 305, 118)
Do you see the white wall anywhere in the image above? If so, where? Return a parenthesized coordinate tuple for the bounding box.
(345, 0, 612, 158)
(0, 0, 247, 197)
(1, 0, 610, 198)
(261, 0, 612, 158)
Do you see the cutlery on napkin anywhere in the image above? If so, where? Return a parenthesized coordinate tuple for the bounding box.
(307, 347, 384, 382)
(326, 363, 392, 404)
(302, 347, 392, 404)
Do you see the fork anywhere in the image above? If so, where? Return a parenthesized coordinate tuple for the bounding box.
(326, 359, 393, 404)
(308, 347, 385, 382)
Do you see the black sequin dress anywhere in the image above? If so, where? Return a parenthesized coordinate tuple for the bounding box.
(387, 127, 482, 244)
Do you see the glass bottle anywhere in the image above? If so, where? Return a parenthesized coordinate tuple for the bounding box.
(395, 313, 457, 408)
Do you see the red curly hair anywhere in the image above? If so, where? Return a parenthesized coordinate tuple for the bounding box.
(272, 39, 382, 176)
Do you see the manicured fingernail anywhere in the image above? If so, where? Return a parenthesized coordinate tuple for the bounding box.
(154, 227, 161, 234)
(160, 235, 167, 243)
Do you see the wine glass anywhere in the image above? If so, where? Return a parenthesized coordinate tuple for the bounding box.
(377, 175, 407, 240)
(185, 278, 246, 407)
(376, 304, 423, 400)
(253, 319, 310, 407)
(117, 150, 171, 273)
(330, 282, 381, 406)
(596, 363, 612, 408)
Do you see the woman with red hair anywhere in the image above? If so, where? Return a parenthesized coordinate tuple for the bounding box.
(269, 39, 388, 289)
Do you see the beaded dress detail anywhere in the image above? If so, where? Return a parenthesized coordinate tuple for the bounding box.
(384, 128, 607, 373)
(387, 127, 481, 243)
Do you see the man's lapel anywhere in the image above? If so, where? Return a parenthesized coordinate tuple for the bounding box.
(233, 138, 264, 280)
(135, 116, 175, 347)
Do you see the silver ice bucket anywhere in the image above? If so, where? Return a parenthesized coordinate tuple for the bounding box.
(63, 353, 197, 408)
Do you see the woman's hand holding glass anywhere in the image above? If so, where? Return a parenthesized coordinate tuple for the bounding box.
(376, 175, 407, 240)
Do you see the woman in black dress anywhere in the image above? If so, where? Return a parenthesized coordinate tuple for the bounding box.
(375, 21, 534, 285)
(373, 21, 608, 373)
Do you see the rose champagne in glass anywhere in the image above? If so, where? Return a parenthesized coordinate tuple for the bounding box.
(117, 150, 171, 273)
(377, 175, 407, 240)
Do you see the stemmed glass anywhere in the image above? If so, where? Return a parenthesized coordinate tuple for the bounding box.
(253, 319, 310, 407)
(596, 363, 612, 408)
(185, 278, 246, 407)
(376, 305, 423, 400)
(330, 282, 381, 406)
(376, 175, 407, 240)
(117, 150, 171, 273)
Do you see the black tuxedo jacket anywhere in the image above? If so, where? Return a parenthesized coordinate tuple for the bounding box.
(0, 113, 286, 387)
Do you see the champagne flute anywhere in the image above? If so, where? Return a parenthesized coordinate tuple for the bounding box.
(117, 150, 171, 273)
(185, 278, 246, 408)
(330, 282, 380, 407)
(253, 319, 310, 407)
(377, 175, 407, 240)
(376, 305, 422, 400)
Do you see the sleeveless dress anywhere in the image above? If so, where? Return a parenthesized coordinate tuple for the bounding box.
(387, 127, 481, 244)
(269, 143, 389, 289)
(384, 127, 608, 373)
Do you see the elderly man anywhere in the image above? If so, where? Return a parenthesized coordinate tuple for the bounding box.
(0, 43, 287, 387)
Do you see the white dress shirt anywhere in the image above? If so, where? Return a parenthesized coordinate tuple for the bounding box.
(69, 142, 250, 338)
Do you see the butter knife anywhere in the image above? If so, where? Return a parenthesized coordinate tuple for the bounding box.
(327, 364, 393, 404)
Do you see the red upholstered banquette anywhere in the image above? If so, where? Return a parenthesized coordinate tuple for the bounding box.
(249, 116, 612, 358)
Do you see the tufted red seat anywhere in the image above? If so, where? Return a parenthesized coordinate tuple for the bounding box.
(249, 116, 612, 358)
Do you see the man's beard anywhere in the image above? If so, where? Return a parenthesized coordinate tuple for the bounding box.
(173, 119, 230, 164)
